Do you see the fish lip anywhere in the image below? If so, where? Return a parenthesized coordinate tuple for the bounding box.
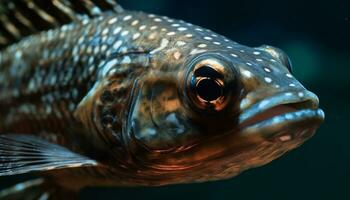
(239, 90, 322, 124)
(239, 108, 324, 137)
(238, 90, 325, 136)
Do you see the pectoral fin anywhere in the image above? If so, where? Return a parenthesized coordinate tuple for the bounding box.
(0, 134, 98, 176)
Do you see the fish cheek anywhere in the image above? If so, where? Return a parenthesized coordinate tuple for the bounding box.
(127, 78, 199, 153)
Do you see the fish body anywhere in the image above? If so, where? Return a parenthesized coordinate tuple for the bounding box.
(0, 0, 324, 199)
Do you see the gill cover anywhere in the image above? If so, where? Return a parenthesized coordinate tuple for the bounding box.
(127, 74, 196, 151)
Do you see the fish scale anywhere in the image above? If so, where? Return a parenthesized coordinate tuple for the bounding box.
(0, 1, 324, 199)
(0, 13, 142, 137)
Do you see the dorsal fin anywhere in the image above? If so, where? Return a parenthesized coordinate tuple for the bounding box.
(0, 0, 123, 49)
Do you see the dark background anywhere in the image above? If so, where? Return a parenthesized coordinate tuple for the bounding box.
(2, 0, 349, 199)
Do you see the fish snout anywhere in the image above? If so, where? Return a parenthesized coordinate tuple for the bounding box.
(237, 89, 324, 141)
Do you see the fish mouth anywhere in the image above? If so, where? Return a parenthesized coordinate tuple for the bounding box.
(238, 90, 325, 140)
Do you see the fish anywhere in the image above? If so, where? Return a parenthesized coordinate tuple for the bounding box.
(0, 0, 324, 199)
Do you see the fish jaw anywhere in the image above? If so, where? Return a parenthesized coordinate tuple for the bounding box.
(238, 89, 324, 140)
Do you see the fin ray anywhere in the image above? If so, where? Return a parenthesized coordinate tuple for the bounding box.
(0, 0, 123, 48)
(0, 134, 98, 176)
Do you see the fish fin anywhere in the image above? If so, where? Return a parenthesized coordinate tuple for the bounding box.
(0, 134, 98, 176)
(0, 0, 124, 48)
(0, 178, 78, 200)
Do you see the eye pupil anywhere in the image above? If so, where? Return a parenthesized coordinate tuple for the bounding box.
(196, 78, 223, 102)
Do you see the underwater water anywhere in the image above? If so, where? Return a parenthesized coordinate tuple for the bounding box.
(80, 0, 349, 199)
(0, 0, 348, 199)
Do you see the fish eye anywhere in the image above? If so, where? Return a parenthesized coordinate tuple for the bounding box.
(192, 66, 224, 102)
(185, 57, 234, 112)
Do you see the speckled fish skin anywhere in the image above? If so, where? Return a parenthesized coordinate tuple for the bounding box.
(0, 1, 324, 192)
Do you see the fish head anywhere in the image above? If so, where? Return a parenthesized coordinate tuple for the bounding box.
(120, 20, 324, 184)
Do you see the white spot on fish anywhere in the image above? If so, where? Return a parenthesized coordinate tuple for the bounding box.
(150, 26, 158, 30)
(256, 58, 263, 62)
(230, 53, 238, 57)
(102, 28, 109, 35)
(178, 27, 187, 31)
(270, 59, 277, 62)
(253, 51, 261, 55)
(101, 59, 118, 76)
(167, 32, 176, 36)
(101, 45, 107, 52)
(176, 41, 186, 46)
(204, 36, 212, 40)
(264, 67, 271, 72)
(171, 24, 180, 27)
(246, 62, 253, 66)
(123, 15, 132, 21)
(133, 33, 141, 40)
(108, 17, 118, 24)
(241, 69, 253, 78)
(139, 25, 147, 30)
(286, 73, 293, 78)
(298, 92, 304, 97)
(113, 40, 123, 50)
(264, 77, 272, 83)
(113, 27, 122, 35)
(289, 83, 296, 87)
(93, 46, 100, 55)
(131, 20, 139, 26)
(82, 18, 89, 25)
(213, 42, 221, 45)
(121, 30, 129, 36)
(198, 44, 207, 48)
(186, 34, 193, 38)
(148, 32, 157, 40)
(150, 38, 169, 54)
(154, 18, 162, 22)
(190, 48, 207, 55)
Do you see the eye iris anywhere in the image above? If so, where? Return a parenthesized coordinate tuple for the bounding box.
(196, 78, 223, 102)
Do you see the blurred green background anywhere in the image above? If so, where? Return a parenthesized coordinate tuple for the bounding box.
(2, 0, 349, 199)
(83, 0, 349, 199)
